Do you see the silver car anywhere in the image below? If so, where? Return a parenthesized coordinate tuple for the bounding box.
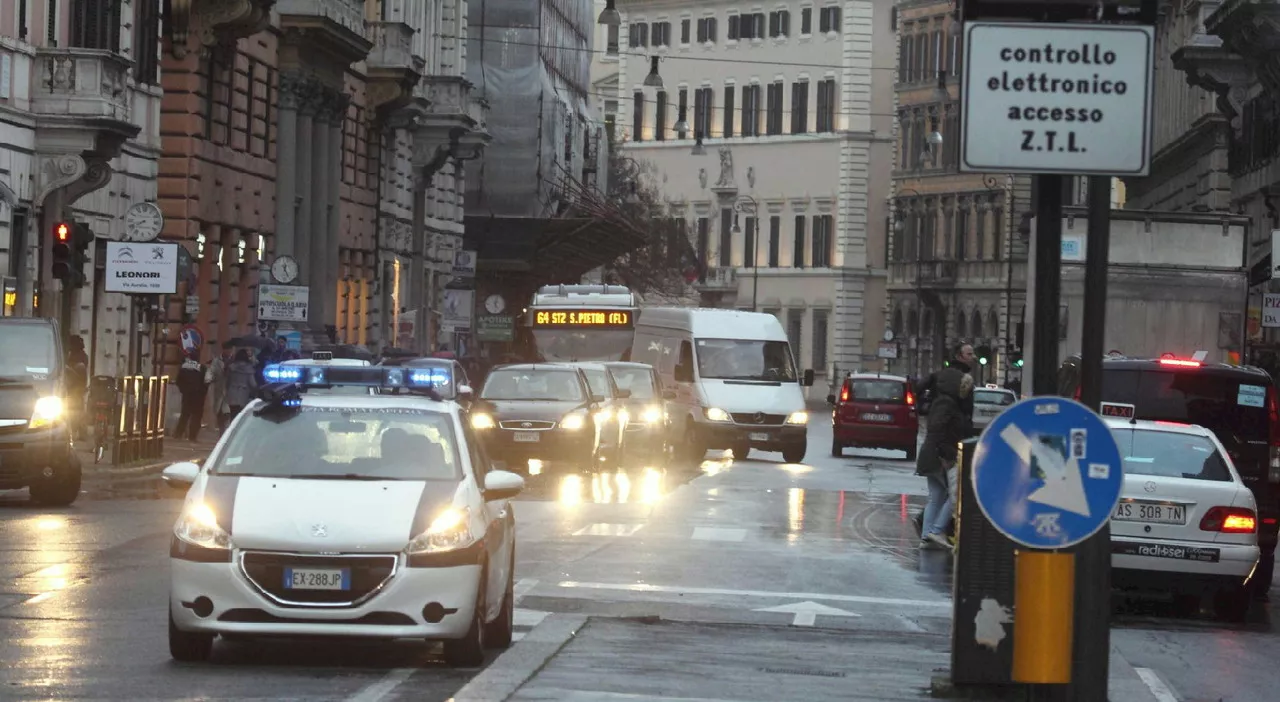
(972, 386, 1017, 431)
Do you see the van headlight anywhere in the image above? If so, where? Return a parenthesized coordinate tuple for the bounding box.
(560, 411, 587, 430)
(174, 502, 233, 551)
(29, 396, 63, 430)
(641, 405, 663, 424)
(470, 413, 496, 430)
(705, 407, 731, 422)
(407, 507, 474, 554)
(786, 411, 809, 425)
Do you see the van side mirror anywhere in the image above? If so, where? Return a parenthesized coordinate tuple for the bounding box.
(674, 363, 693, 383)
(591, 394, 607, 403)
(802, 369, 815, 387)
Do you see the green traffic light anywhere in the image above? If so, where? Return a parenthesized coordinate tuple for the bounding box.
(1014, 359, 1024, 368)
(979, 357, 988, 365)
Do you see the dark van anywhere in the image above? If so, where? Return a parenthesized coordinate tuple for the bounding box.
(0, 318, 81, 505)
(1059, 355, 1279, 594)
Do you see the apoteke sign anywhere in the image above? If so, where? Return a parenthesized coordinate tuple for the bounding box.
(960, 22, 1155, 176)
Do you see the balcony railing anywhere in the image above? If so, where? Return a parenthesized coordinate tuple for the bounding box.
(918, 260, 958, 286)
(699, 267, 738, 289)
(33, 48, 130, 123)
(276, 0, 365, 37)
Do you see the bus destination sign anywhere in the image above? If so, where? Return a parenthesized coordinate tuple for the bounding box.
(533, 309, 632, 327)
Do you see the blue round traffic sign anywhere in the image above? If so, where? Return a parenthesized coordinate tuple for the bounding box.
(971, 396, 1124, 550)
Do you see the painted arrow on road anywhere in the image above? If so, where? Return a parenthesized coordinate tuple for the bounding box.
(753, 600, 862, 627)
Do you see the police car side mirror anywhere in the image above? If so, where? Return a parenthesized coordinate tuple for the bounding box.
(458, 384, 474, 401)
(483, 470, 525, 501)
(162, 461, 200, 488)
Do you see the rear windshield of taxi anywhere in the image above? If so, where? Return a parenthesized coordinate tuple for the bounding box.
(1101, 369, 1271, 444)
(848, 379, 906, 403)
(1110, 427, 1232, 482)
(974, 390, 1015, 406)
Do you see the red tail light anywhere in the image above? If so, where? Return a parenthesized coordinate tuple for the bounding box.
(1159, 358, 1201, 368)
(906, 389, 916, 406)
(839, 384, 849, 403)
(1200, 506, 1257, 534)
(1268, 388, 1280, 483)
(1073, 385, 1081, 401)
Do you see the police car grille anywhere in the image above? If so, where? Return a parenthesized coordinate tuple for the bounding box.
(730, 413, 787, 425)
(499, 420, 555, 430)
(239, 552, 397, 607)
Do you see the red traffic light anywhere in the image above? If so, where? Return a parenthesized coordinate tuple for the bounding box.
(55, 222, 70, 241)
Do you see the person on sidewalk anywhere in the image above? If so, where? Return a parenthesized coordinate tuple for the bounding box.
(224, 349, 258, 419)
(915, 361, 974, 550)
(209, 347, 230, 434)
(172, 348, 209, 441)
(915, 343, 976, 427)
(64, 335, 90, 440)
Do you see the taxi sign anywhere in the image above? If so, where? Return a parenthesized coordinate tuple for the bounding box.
(1099, 402, 1135, 419)
(971, 396, 1125, 550)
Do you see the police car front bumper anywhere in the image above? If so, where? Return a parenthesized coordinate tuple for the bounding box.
(170, 545, 482, 640)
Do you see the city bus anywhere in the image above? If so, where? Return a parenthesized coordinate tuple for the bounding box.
(519, 284, 639, 362)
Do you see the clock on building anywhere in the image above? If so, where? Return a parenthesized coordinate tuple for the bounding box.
(484, 294, 506, 314)
(271, 255, 299, 284)
(124, 202, 164, 242)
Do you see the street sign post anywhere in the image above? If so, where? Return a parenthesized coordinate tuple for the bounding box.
(972, 396, 1124, 550)
(971, 395, 1124, 688)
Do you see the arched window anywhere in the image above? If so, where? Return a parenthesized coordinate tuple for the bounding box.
(908, 308, 920, 336)
(972, 309, 984, 339)
(893, 308, 904, 336)
(955, 309, 967, 338)
(988, 308, 1001, 339)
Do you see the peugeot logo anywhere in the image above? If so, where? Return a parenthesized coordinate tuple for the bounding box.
(311, 524, 329, 538)
(521, 422, 533, 428)
(754, 412, 765, 424)
(1143, 481, 1157, 493)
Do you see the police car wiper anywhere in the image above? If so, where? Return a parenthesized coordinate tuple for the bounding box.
(286, 473, 392, 481)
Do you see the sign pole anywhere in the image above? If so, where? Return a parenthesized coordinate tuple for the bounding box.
(1031, 175, 1063, 396)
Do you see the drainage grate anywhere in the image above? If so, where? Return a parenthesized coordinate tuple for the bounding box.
(758, 667, 847, 678)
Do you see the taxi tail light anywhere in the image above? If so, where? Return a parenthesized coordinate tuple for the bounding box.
(1199, 506, 1257, 534)
(1268, 387, 1280, 483)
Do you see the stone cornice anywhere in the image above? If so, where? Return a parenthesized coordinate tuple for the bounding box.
(169, 0, 276, 59)
(1206, 0, 1280, 95)
(1171, 44, 1254, 130)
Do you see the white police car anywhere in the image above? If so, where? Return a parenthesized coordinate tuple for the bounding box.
(162, 365, 524, 665)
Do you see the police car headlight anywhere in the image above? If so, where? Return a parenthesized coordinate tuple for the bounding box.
(559, 412, 587, 430)
(407, 507, 474, 554)
(641, 405, 664, 425)
(786, 411, 809, 425)
(470, 413, 496, 430)
(705, 407, 731, 422)
(174, 502, 233, 551)
(29, 396, 63, 429)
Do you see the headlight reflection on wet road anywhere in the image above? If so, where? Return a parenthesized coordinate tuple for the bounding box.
(554, 469, 668, 505)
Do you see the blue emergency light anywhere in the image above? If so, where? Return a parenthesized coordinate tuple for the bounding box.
(263, 365, 303, 383)
(260, 363, 451, 396)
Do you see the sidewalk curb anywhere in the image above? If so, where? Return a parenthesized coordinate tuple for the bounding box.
(449, 614, 589, 702)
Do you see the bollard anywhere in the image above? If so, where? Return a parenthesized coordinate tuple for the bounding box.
(1012, 550, 1075, 683)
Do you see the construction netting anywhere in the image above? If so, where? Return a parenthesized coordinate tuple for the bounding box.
(466, 0, 597, 217)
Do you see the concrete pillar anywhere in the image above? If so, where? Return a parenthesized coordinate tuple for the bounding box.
(274, 73, 301, 258)
(295, 84, 316, 288)
(308, 90, 333, 331)
(324, 98, 346, 333)
(409, 170, 427, 353)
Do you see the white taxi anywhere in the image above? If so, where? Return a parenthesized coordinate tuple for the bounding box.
(1107, 416, 1260, 621)
(162, 365, 524, 665)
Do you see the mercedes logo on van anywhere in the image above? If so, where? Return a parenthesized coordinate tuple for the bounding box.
(311, 524, 328, 538)
(754, 412, 765, 424)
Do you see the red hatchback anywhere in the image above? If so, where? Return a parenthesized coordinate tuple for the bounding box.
(829, 373, 919, 460)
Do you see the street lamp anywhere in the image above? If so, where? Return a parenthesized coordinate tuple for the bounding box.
(728, 195, 760, 311)
(690, 132, 706, 155)
(597, 0, 621, 26)
(643, 56, 664, 88)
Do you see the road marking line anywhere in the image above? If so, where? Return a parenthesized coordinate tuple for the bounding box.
(1134, 668, 1180, 702)
(572, 523, 644, 537)
(346, 668, 415, 702)
(793, 612, 816, 626)
(556, 581, 950, 608)
(692, 527, 747, 542)
(513, 578, 539, 604)
(512, 631, 525, 642)
(514, 608, 550, 627)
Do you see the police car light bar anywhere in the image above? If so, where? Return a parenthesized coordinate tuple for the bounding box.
(261, 364, 451, 394)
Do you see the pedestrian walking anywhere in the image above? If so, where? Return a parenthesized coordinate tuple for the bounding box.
(209, 347, 230, 433)
(172, 348, 210, 441)
(916, 343, 976, 427)
(914, 350, 974, 550)
(224, 349, 258, 419)
(64, 335, 89, 440)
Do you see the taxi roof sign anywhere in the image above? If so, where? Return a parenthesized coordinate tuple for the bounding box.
(1099, 402, 1136, 419)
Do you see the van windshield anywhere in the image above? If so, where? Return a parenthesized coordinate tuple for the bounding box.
(695, 339, 797, 382)
(0, 324, 58, 380)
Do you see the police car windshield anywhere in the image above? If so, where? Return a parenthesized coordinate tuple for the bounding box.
(481, 369, 584, 402)
(211, 407, 461, 481)
(1110, 428, 1232, 482)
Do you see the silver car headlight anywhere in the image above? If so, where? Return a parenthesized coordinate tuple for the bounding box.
(406, 507, 475, 554)
(641, 405, 664, 425)
(174, 502, 233, 551)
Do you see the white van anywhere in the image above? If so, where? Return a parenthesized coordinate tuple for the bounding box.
(631, 308, 814, 463)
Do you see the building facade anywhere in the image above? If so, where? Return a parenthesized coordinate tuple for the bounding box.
(1, 0, 163, 376)
(613, 0, 896, 397)
(156, 0, 486, 369)
(1124, 0, 1280, 367)
(887, 0, 1028, 387)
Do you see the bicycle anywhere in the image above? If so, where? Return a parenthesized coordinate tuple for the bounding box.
(87, 376, 117, 465)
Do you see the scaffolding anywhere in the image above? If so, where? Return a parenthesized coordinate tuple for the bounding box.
(466, 0, 601, 217)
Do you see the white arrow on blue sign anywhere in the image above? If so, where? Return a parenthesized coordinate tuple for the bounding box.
(971, 396, 1125, 550)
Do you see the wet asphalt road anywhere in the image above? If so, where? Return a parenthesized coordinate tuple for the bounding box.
(2, 422, 1278, 701)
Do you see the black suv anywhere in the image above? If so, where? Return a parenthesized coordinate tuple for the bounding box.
(0, 318, 82, 505)
(1059, 355, 1279, 596)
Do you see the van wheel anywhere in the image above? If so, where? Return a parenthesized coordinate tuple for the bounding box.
(781, 443, 806, 464)
(29, 455, 82, 507)
(830, 439, 843, 457)
(682, 425, 705, 464)
(731, 441, 751, 460)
